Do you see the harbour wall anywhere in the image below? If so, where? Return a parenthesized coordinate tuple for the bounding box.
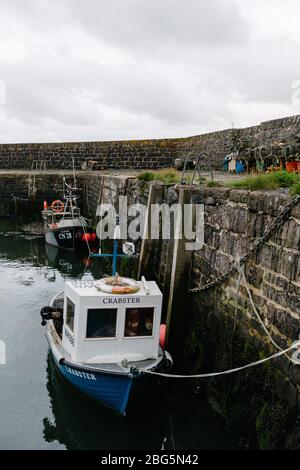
(0, 171, 299, 356)
(83, 174, 300, 448)
(1, 170, 300, 447)
(1, 172, 299, 356)
(83, 174, 300, 364)
(0, 172, 66, 216)
(0, 114, 300, 170)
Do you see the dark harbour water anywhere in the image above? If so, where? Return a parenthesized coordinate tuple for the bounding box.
(0, 217, 239, 450)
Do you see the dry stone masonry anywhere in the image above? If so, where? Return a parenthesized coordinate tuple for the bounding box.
(1, 114, 300, 170)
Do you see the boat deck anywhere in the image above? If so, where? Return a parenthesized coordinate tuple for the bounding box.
(83, 356, 163, 373)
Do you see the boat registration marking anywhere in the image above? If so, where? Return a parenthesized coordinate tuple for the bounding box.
(58, 231, 72, 240)
(64, 327, 75, 346)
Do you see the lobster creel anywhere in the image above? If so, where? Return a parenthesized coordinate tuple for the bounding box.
(96, 275, 140, 295)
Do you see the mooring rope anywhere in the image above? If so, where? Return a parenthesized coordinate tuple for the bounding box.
(237, 261, 288, 355)
(142, 342, 300, 379)
(80, 217, 91, 255)
(188, 194, 300, 293)
(181, 196, 300, 375)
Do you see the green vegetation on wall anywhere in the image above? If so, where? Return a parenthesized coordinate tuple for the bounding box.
(230, 171, 300, 194)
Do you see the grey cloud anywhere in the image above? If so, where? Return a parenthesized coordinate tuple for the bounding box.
(58, 0, 249, 50)
(0, 0, 299, 143)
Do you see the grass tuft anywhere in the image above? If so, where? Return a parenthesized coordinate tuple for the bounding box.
(206, 181, 222, 188)
(230, 171, 300, 192)
(138, 169, 180, 184)
(137, 171, 156, 182)
(290, 182, 300, 196)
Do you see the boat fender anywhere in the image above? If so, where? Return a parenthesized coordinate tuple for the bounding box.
(51, 200, 65, 213)
(81, 232, 91, 242)
(90, 232, 97, 242)
(43, 200, 48, 210)
(96, 275, 140, 295)
(159, 324, 167, 350)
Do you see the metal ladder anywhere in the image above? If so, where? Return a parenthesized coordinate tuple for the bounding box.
(28, 160, 47, 196)
(180, 151, 213, 185)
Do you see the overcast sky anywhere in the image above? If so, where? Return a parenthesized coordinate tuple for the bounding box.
(0, 0, 300, 143)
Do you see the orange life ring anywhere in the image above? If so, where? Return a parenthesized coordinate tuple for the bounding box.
(51, 200, 64, 213)
(96, 276, 140, 295)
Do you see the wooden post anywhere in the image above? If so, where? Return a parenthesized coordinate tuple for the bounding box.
(137, 182, 164, 280)
(165, 187, 196, 363)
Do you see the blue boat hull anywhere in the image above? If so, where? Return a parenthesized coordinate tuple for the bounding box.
(52, 354, 133, 415)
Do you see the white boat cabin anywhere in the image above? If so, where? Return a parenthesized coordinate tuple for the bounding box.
(61, 280, 163, 364)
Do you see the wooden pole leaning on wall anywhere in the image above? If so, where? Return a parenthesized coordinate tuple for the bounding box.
(137, 181, 164, 280)
(165, 187, 198, 362)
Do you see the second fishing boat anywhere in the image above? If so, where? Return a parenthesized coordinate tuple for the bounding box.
(42, 178, 95, 251)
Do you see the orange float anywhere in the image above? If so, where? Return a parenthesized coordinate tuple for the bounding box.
(159, 324, 167, 349)
(81, 232, 91, 242)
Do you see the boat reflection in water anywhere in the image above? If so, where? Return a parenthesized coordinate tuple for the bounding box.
(43, 352, 168, 450)
(45, 244, 86, 278)
(45, 244, 109, 279)
(43, 353, 236, 450)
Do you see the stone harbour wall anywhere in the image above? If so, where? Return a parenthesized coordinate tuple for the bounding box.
(189, 188, 300, 353)
(0, 132, 233, 171)
(0, 114, 300, 171)
(0, 173, 68, 216)
(1, 168, 300, 447)
(178, 187, 300, 449)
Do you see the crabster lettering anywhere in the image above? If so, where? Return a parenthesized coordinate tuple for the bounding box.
(65, 365, 96, 381)
(103, 297, 141, 304)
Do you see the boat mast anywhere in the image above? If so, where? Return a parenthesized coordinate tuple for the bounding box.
(72, 156, 77, 191)
(112, 217, 121, 276)
(62, 158, 80, 219)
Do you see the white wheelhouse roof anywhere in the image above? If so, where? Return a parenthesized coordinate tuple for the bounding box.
(62, 280, 163, 364)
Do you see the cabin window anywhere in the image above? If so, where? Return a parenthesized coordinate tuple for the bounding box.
(124, 307, 154, 337)
(66, 298, 75, 331)
(86, 308, 117, 338)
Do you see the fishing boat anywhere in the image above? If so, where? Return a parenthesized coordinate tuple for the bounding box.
(40, 227, 172, 415)
(41, 275, 172, 415)
(43, 351, 168, 449)
(42, 178, 96, 251)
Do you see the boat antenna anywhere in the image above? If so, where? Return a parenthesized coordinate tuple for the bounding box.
(112, 216, 121, 276)
(62, 176, 66, 199)
(72, 157, 77, 190)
